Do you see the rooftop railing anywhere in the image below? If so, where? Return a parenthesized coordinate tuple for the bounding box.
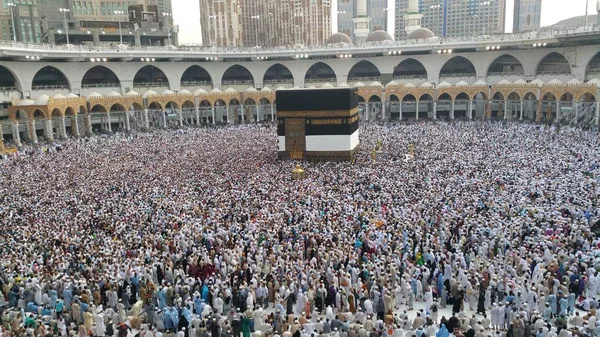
(0, 25, 597, 55)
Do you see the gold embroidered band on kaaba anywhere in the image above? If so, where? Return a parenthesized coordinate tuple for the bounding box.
(277, 107, 359, 118)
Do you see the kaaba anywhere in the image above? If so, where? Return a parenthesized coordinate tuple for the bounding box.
(276, 88, 360, 161)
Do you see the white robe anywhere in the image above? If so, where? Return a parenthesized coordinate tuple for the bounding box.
(94, 314, 106, 337)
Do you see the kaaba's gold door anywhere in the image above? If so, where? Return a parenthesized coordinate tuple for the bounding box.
(285, 118, 305, 159)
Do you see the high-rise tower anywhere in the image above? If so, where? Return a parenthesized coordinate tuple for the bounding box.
(404, 0, 423, 35)
(353, 0, 371, 43)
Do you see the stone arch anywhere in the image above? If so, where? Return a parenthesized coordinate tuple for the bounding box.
(471, 91, 489, 101)
(393, 59, 428, 80)
(148, 101, 163, 110)
(182, 100, 195, 108)
(542, 92, 557, 101)
(51, 108, 63, 118)
(181, 65, 213, 87)
(82, 65, 121, 88)
(244, 98, 256, 105)
(439, 56, 476, 79)
(165, 101, 179, 110)
(129, 102, 144, 111)
(33, 109, 46, 120)
(388, 94, 399, 101)
(229, 98, 241, 106)
(65, 107, 76, 116)
(419, 93, 434, 102)
(90, 104, 107, 113)
(222, 65, 254, 86)
(535, 52, 572, 76)
(259, 97, 271, 105)
(32, 66, 70, 90)
(263, 64, 294, 85)
(523, 92, 537, 101)
(0, 65, 21, 90)
(579, 92, 596, 102)
(487, 54, 525, 76)
(305, 62, 337, 83)
(455, 93, 470, 101)
(199, 99, 212, 107)
(109, 103, 126, 112)
(438, 93, 453, 101)
(507, 92, 521, 101)
(13, 109, 29, 120)
(585, 50, 600, 81)
(559, 92, 574, 102)
(348, 60, 381, 82)
(402, 94, 417, 102)
(134, 65, 169, 87)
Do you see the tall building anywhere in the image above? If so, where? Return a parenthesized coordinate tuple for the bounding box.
(353, 0, 371, 43)
(199, 0, 242, 47)
(513, 0, 541, 32)
(0, 0, 42, 43)
(200, 0, 331, 48)
(337, 0, 388, 42)
(396, 0, 506, 40)
(0, 0, 172, 45)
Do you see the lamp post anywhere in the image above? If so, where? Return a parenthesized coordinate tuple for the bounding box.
(114, 10, 124, 44)
(7, 3, 17, 42)
(162, 12, 172, 46)
(59, 8, 70, 44)
(251, 15, 260, 46)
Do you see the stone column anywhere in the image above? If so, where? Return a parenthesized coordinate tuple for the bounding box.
(144, 109, 150, 129)
(382, 100, 387, 122)
(28, 119, 38, 144)
(195, 107, 200, 125)
(574, 100, 579, 123)
(433, 101, 437, 120)
(178, 109, 183, 127)
(106, 113, 112, 132)
(415, 102, 419, 120)
(162, 111, 167, 128)
(468, 101, 473, 119)
(227, 106, 234, 125)
(256, 105, 260, 123)
(212, 107, 216, 124)
(71, 115, 80, 137)
(44, 119, 54, 142)
(125, 111, 131, 132)
(86, 114, 92, 136)
(450, 101, 455, 120)
(555, 101, 560, 123)
(364, 103, 369, 121)
(241, 105, 245, 123)
(504, 100, 509, 120)
(399, 102, 403, 121)
(11, 122, 21, 147)
(595, 101, 599, 125)
(60, 116, 68, 139)
(271, 105, 274, 121)
(520, 101, 524, 120)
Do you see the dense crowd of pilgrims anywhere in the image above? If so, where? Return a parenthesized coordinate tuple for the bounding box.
(0, 121, 600, 337)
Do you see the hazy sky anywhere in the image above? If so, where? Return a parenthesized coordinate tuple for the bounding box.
(173, 0, 599, 45)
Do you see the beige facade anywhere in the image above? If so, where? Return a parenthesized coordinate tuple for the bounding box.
(199, 0, 243, 47)
(396, 0, 506, 40)
(0, 0, 41, 43)
(200, 0, 331, 47)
